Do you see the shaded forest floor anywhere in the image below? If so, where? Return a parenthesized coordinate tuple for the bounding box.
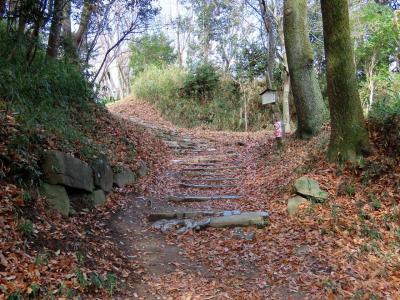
(107, 98, 400, 299)
(1, 97, 399, 299)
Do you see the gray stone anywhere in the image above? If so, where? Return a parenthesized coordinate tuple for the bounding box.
(136, 160, 149, 178)
(113, 168, 136, 187)
(294, 176, 328, 202)
(209, 212, 269, 228)
(88, 190, 107, 206)
(287, 196, 308, 215)
(42, 150, 94, 192)
(40, 183, 70, 217)
(92, 157, 113, 192)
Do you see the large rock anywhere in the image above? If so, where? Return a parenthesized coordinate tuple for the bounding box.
(287, 196, 308, 216)
(88, 190, 107, 207)
(294, 176, 328, 202)
(136, 160, 149, 178)
(40, 183, 70, 217)
(113, 168, 136, 188)
(43, 150, 94, 192)
(92, 157, 113, 192)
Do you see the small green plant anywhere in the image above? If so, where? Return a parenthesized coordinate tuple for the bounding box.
(90, 272, 103, 289)
(34, 252, 49, 265)
(361, 223, 382, 240)
(29, 283, 40, 298)
(368, 193, 382, 210)
(346, 183, 356, 196)
(104, 273, 118, 296)
(323, 279, 339, 293)
(22, 189, 32, 204)
(19, 219, 34, 237)
(6, 291, 22, 300)
(76, 251, 85, 266)
(75, 268, 89, 288)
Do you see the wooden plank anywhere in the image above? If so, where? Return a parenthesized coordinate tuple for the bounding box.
(179, 183, 236, 189)
(168, 195, 241, 202)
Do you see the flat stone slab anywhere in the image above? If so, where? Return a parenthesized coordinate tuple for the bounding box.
(168, 195, 241, 202)
(179, 183, 236, 189)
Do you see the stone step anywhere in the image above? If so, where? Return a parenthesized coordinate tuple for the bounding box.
(181, 178, 239, 182)
(168, 195, 241, 203)
(179, 183, 236, 189)
(182, 166, 241, 172)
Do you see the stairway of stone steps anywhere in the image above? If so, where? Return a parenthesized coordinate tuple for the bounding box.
(125, 117, 268, 229)
(147, 130, 269, 231)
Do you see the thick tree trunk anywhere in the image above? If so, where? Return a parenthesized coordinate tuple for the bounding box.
(320, 0, 369, 162)
(46, 0, 63, 58)
(284, 0, 326, 139)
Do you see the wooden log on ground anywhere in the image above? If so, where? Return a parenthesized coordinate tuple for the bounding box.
(179, 183, 236, 189)
(168, 195, 241, 202)
(209, 212, 269, 228)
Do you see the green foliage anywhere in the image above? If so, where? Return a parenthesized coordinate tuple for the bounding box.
(235, 42, 269, 80)
(131, 65, 269, 131)
(19, 219, 34, 237)
(0, 27, 104, 185)
(129, 33, 176, 77)
(182, 63, 220, 103)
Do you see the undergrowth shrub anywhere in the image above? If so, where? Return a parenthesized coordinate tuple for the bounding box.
(131, 65, 270, 131)
(368, 94, 400, 157)
(0, 27, 98, 185)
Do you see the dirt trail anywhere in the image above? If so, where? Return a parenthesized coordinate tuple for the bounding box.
(108, 102, 305, 299)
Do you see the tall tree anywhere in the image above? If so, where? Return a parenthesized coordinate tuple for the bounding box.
(283, 0, 326, 139)
(46, 0, 64, 58)
(320, 0, 369, 162)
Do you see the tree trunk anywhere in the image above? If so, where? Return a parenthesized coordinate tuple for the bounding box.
(259, 0, 275, 89)
(74, 0, 93, 51)
(320, 0, 369, 162)
(46, 0, 63, 58)
(278, 19, 291, 133)
(62, 0, 75, 59)
(282, 71, 291, 133)
(284, 0, 326, 139)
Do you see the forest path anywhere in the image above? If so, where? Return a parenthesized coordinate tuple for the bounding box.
(108, 99, 306, 299)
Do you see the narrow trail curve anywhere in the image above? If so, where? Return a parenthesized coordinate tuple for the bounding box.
(108, 102, 306, 299)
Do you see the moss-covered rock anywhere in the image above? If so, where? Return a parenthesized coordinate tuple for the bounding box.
(294, 176, 328, 202)
(40, 183, 70, 217)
